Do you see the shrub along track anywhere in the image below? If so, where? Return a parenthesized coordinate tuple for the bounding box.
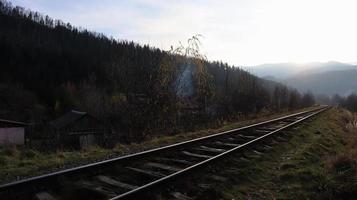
(0, 106, 328, 200)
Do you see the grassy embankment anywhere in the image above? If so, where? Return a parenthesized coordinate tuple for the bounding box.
(155, 108, 357, 200)
(0, 107, 315, 184)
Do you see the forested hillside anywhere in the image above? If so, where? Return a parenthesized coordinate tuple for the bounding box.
(0, 1, 314, 140)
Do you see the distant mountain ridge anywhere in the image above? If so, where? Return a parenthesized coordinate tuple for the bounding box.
(245, 61, 356, 79)
(284, 69, 357, 96)
(245, 63, 300, 78)
(296, 61, 357, 76)
(244, 61, 357, 96)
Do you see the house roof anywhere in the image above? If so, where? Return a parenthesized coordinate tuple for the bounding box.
(50, 110, 96, 129)
(0, 119, 28, 127)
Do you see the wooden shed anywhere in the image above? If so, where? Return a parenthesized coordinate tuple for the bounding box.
(50, 110, 107, 150)
(0, 119, 28, 145)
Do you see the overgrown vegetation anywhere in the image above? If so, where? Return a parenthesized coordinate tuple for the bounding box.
(0, 1, 315, 141)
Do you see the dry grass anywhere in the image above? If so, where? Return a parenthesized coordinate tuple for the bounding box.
(325, 109, 357, 172)
(323, 109, 357, 199)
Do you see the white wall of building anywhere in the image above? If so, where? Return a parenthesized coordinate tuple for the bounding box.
(0, 127, 25, 145)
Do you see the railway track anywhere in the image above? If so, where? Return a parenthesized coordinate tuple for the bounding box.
(0, 106, 328, 200)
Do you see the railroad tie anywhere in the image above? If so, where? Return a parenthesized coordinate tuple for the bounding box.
(96, 175, 138, 191)
(34, 192, 57, 200)
(154, 157, 194, 165)
(126, 167, 166, 178)
(76, 181, 117, 197)
(257, 127, 276, 131)
(274, 124, 287, 128)
(214, 141, 240, 147)
(209, 175, 227, 182)
(283, 119, 296, 123)
(194, 145, 226, 153)
(254, 129, 271, 134)
(276, 136, 288, 142)
(240, 157, 250, 162)
(270, 139, 279, 145)
(226, 137, 237, 141)
(262, 145, 273, 150)
(182, 151, 212, 159)
(237, 134, 256, 139)
(170, 192, 193, 200)
(252, 150, 263, 155)
(146, 162, 182, 172)
(202, 145, 227, 151)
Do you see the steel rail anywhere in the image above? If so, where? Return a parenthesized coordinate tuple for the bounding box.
(110, 106, 328, 199)
(0, 106, 328, 199)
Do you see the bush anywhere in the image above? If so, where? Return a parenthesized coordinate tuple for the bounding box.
(20, 149, 39, 159)
(1, 145, 19, 157)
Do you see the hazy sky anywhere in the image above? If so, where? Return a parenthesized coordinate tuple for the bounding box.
(10, 0, 357, 66)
